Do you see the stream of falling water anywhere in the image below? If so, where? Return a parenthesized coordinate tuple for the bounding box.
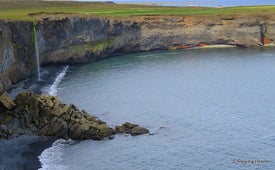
(34, 27, 41, 81)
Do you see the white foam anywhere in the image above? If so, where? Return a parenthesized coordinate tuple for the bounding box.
(38, 139, 74, 170)
(48, 65, 69, 96)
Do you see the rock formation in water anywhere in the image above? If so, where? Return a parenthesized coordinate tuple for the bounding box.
(115, 122, 150, 136)
(0, 13, 275, 93)
(0, 92, 149, 140)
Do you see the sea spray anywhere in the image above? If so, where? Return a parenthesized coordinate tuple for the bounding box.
(49, 65, 69, 96)
(38, 139, 74, 170)
(34, 26, 41, 81)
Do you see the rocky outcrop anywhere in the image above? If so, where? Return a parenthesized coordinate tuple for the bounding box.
(0, 92, 149, 140)
(0, 13, 275, 94)
(0, 92, 15, 110)
(115, 122, 149, 136)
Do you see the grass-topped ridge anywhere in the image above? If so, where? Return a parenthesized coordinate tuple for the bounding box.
(0, 1, 275, 21)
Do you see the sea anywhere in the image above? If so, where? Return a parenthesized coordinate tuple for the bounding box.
(2, 47, 275, 169)
(38, 47, 275, 169)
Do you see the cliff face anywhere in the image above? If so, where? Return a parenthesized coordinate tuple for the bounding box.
(37, 15, 141, 64)
(0, 14, 275, 93)
(137, 15, 274, 49)
(37, 14, 275, 64)
(0, 21, 36, 93)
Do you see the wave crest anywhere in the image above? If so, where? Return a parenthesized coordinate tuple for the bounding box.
(48, 65, 69, 96)
(38, 139, 74, 170)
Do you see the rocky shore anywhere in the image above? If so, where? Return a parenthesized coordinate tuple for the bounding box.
(0, 91, 149, 140)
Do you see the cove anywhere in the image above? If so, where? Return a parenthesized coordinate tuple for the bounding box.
(39, 48, 275, 169)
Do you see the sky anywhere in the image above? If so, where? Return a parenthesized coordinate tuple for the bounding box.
(80, 0, 275, 7)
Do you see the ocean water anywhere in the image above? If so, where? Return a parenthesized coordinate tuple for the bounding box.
(39, 48, 275, 170)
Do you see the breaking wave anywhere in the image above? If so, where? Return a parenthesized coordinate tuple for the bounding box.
(48, 65, 69, 96)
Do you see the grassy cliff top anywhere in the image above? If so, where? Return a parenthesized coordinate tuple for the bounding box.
(0, 1, 275, 21)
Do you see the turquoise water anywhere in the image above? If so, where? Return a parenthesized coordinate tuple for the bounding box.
(40, 48, 275, 170)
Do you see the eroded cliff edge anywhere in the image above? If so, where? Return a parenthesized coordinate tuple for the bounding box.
(0, 14, 275, 93)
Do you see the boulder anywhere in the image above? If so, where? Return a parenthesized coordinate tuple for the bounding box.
(0, 125, 8, 139)
(115, 125, 126, 133)
(115, 122, 149, 136)
(130, 126, 150, 136)
(0, 92, 16, 110)
(122, 122, 138, 129)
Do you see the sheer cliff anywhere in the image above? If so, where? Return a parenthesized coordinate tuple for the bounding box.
(0, 14, 275, 93)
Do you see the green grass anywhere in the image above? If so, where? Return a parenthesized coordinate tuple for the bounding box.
(0, 1, 275, 21)
(71, 38, 114, 54)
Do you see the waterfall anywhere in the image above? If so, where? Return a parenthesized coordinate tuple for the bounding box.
(34, 26, 41, 81)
